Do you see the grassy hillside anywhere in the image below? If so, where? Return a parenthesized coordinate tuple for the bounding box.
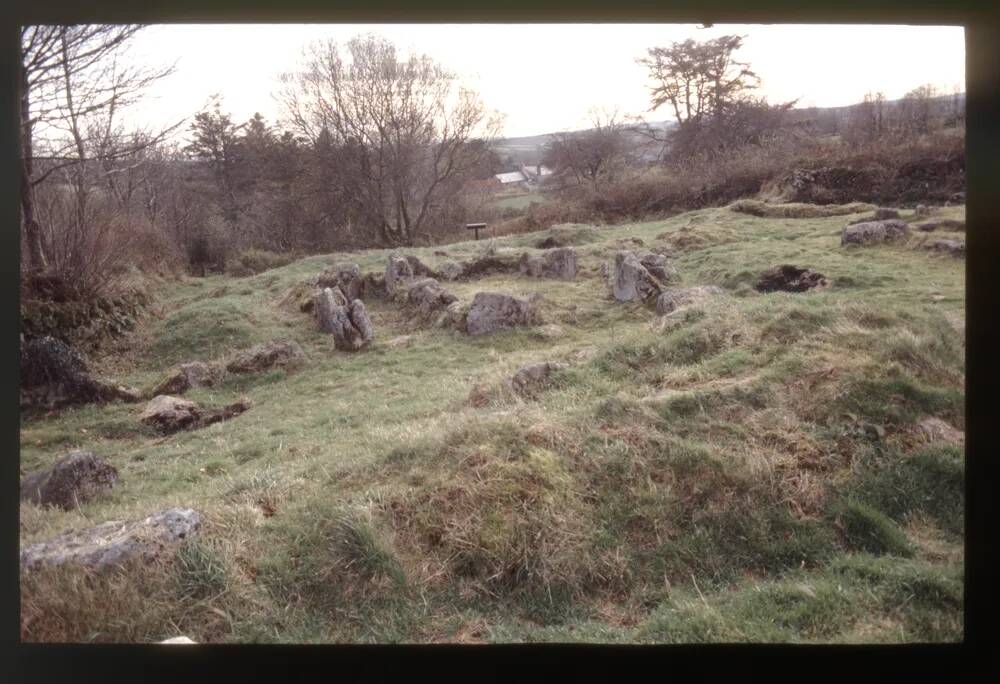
(20, 203, 965, 644)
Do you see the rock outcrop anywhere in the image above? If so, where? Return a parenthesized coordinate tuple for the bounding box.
(454, 254, 522, 279)
(466, 292, 538, 336)
(915, 218, 965, 232)
(20, 336, 141, 410)
(518, 247, 578, 279)
(20, 508, 203, 571)
(405, 278, 459, 317)
(610, 251, 663, 303)
(841, 219, 910, 246)
(437, 261, 466, 281)
(317, 262, 364, 301)
(638, 252, 678, 284)
(655, 285, 725, 315)
(20, 451, 119, 510)
(510, 362, 567, 397)
(917, 416, 964, 446)
(315, 288, 374, 351)
(359, 272, 387, 299)
(314, 287, 348, 332)
(925, 239, 966, 257)
(755, 265, 829, 293)
(385, 254, 415, 297)
(225, 339, 306, 374)
(139, 395, 200, 432)
(151, 361, 218, 397)
(140, 395, 252, 434)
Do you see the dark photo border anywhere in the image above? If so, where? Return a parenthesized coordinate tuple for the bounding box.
(3, 0, 995, 679)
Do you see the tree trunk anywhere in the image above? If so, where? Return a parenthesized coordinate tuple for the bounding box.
(19, 60, 46, 272)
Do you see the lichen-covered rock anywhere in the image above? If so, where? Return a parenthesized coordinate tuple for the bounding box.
(139, 395, 251, 433)
(317, 262, 364, 301)
(314, 287, 349, 333)
(638, 252, 679, 284)
(655, 285, 725, 315)
(755, 265, 829, 293)
(519, 247, 578, 279)
(437, 300, 470, 331)
(20, 508, 203, 572)
(359, 272, 387, 299)
(873, 208, 900, 220)
(611, 251, 662, 303)
(925, 239, 965, 257)
(456, 254, 522, 279)
(466, 292, 538, 336)
(917, 416, 964, 446)
(314, 287, 373, 350)
(206, 398, 253, 428)
(20, 336, 141, 410)
(406, 278, 459, 317)
(841, 219, 910, 246)
(139, 395, 200, 432)
(331, 300, 375, 351)
(151, 361, 217, 397)
(20, 451, 119, 510)
(438, 261, 466, 281)
(385, 254, 415, 297)
(510, 362, 567, 397)
(404, 255, 439, 278)
(916, 218, 965, 232)
(225, 339, 306, 374)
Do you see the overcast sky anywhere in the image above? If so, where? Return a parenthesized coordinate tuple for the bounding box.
(123, 23, 966, 140)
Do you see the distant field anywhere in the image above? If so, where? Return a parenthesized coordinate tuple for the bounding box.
(21, 203, 964, 644)
(489, 192, 545, 211)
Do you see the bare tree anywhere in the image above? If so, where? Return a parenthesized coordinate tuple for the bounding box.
(637, 35, 759, 127)
(280, 34, 503, 246)
(637, 35, 792, 159)
(842, 91, 888, 145)
(19, 24, 177, 278)
(898, 84, 938, 137)
(543, 109, 635, 186)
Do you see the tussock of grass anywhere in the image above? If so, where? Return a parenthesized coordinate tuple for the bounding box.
(832, 499, 914, 557)
(256, 499, 409, 628)
(845, 445, 964, 536)
(383, 434, 590, 598)
(174, 539, 230, 601)
(21, 560, 177, 642)
(809, 367, 963, 428)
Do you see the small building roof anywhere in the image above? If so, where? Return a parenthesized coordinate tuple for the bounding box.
(522, 165, 554, 177)
(495, 170, 528, 184)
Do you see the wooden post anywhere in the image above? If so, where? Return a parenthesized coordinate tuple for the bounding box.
(466, 222, 487, 241)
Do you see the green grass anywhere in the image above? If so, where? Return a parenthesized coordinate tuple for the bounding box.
(489, 192, 545, 211)
(20, 202, 964, 643)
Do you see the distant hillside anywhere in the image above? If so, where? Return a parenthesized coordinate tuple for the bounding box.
(493, 92, 965, 166)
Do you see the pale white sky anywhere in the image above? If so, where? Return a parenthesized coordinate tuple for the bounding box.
(123, 23, 966, 140)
